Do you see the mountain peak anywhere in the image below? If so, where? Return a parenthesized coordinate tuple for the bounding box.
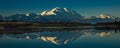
(54, 7, 62, 10)
(51, 7, 70, 12)
(53, 7, 69, 11)
(97, 14, 114, 19)
(40, 7, 76, 16)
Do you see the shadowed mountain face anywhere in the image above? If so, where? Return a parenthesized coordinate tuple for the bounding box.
(0, 15, 4, 21)
(5, 13, 38, 22)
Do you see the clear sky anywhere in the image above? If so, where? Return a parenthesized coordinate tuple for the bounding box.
(0, 0, 120, 17)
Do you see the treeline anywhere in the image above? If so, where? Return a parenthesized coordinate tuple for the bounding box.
(0, 20, 120, 27)
(94, 21, 120, 30)
(95, 21, 120, 26)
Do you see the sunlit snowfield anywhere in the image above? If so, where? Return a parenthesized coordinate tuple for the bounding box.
(0, 27, 120, 48)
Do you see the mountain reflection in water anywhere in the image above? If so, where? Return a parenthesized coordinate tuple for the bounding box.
(0, 29, 120, 45)
(0, 27, 120, 48)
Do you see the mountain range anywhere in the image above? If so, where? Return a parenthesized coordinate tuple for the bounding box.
(0, 7, 119, 23)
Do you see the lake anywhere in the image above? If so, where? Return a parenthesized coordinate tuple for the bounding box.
(0, 27, 120, 48)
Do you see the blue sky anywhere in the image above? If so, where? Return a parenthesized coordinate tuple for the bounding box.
(0, 0, 120, 17)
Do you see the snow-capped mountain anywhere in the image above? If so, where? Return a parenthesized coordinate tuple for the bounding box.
(86, 14, 116, 23)
(40, 7, 82, 17)
(35, 7, 84, 22)
(97, 14, 114, 19)
(87, 14, 114, 19)
(5, 13, 39, 22)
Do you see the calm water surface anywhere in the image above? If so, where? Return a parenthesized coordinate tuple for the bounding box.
(0, 28, 120, 48)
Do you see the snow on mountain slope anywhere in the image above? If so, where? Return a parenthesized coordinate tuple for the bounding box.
(97, 14, 114, 19)
(35, 7, 84, 22)
(41, 7, 71, 16)
(86, 14, 116, 24)
(40, 7, 83, 17)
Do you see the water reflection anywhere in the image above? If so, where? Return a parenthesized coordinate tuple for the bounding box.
(0, 30, 119, 45)
(39, 31, 82, 45)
